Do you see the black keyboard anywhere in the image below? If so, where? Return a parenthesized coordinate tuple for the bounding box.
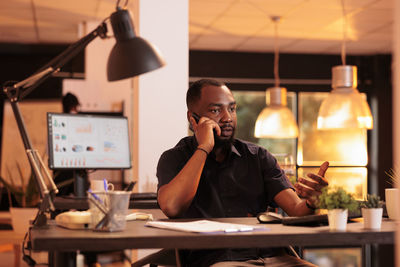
(281, 214, 329, 227)
(258, 211, 361, 227)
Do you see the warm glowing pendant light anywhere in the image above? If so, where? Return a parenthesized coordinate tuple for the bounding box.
(318, 65, 373, 129)
(317, 0, 373, 130)
(255, 87, 299, 138)
(254, 16, 299, 138)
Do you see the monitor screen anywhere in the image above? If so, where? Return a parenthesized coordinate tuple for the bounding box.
(47, 113, 131, 170)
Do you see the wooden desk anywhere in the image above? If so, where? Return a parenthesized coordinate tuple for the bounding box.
(30, 217, 395, 266)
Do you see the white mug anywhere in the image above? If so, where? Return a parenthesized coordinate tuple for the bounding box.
(385, 188, 399, 220)
(90, 179, 114, 192)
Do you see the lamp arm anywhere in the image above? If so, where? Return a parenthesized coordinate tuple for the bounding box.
(9, 22, 108, 101)
(2, 22, 108, 227)
(8, 101, 55, 227)
(47, 23, 107, 71)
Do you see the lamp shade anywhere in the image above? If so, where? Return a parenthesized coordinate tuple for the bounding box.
(107, 9, 165, 81)
(254, 87, 299, 138)
(317, 65, 373, 129)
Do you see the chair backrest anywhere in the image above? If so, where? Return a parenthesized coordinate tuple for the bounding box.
(131, 248, 180, 267)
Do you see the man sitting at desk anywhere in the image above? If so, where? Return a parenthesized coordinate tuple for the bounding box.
(157, 79, 329, 267)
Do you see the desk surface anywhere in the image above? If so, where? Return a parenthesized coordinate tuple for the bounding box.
(31, 217, 395, 252)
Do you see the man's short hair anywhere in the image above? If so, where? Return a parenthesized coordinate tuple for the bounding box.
(62, 92, 80, 113)
(186, 79, 225, 110)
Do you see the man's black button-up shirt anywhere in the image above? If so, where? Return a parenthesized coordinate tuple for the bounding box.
(157, 136, 292, 219)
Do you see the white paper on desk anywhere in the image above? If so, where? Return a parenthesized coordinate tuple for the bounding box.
(145, 220, 269, 233)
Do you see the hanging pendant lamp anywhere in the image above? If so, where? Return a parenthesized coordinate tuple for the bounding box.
(254, 16, 299, 139)
(317, 0, 373, 130)
(255, 87, 299, 138)
(317, 65, 373, 129)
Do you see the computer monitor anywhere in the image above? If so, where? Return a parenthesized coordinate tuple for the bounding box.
(47, 113, 131, 170)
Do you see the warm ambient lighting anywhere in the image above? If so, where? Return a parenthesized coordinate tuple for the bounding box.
(255, 87, 299, 138)
(254, 16, 299, 139)
(318, 66, 373, 129)
(317, 0, 373, 130)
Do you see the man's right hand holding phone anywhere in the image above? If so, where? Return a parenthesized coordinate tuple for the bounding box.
(190, 112, 221, 154)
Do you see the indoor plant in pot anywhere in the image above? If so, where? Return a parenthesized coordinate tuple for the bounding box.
(360, 194, 383, 230)
(385, 168, 399, 220)
(317, 186, 358, 231)
(0, 163, 40, 233)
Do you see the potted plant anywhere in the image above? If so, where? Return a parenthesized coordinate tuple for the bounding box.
(0, 163, 40, 233)
(317, 186, 358, 231)
(360, 194, 383, 229)
(385, 168, 399, 220)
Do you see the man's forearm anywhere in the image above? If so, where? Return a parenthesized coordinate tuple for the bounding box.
(274, 189, 315, 217)
(158, 149, 207, 217)
(293, 200, 315, 216)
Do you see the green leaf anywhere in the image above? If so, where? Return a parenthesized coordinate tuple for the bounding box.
(317, 186, 358, 212)
(360, 194, 383, 209)
(0, 163, 40, 208)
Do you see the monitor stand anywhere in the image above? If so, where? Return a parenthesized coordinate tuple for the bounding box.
(73, 170, 88, 198)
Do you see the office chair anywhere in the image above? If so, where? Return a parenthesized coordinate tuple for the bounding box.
(287, 246, 301, 259)
(130, 247, 300, 267)
(131, 248, 181, 267)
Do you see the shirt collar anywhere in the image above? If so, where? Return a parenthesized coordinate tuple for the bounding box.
(231, 142, 241, 157)
(189, 136, 241, 157)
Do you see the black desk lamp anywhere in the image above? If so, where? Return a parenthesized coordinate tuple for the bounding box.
(2, 7, 165, 227)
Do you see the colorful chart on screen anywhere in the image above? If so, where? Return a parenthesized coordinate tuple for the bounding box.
(47, 113, 131, 169)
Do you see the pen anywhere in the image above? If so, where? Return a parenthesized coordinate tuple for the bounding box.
(224, 227, 254, 233)
(88, 189, 102, 201)
(224, 228, 239, 233)
(125, 181, 136, 192)
(87, 192, 108, 215)
(88, 189, 106, 206)
(103, 178, 108, 192)
(238, 227, 254, 232)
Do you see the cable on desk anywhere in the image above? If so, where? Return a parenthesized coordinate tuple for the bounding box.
(22, 227, 49, 266)
(22, 227, 37, 266)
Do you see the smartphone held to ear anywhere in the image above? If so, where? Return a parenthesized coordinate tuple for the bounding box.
(192, 112, 200, 123)
(191, 113, 217, 136)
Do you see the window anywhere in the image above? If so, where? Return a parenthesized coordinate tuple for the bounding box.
(233, 90, 368, 200)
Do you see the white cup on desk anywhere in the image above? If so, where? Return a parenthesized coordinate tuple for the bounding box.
(90, 179, 114, 192)
(385, 188, 400, 220)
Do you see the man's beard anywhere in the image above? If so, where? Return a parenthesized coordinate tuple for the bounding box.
(213, 127, 235, 152)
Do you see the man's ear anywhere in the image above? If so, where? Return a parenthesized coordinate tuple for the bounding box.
(187, 111, 194, 132)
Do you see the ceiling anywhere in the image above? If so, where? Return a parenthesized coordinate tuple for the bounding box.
(0, 0, 393, 55)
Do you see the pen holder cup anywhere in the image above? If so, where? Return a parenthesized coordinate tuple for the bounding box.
(88, 191, 131, 232)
